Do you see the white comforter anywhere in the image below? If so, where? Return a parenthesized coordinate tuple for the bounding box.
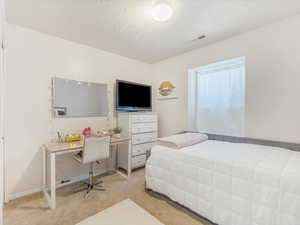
(145, 141, 300, 225)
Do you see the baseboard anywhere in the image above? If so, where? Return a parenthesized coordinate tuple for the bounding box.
(7, 187, 42, 202)
(6, 170, 106, 201)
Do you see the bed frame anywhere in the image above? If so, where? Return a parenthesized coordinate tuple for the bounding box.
(206, 133, 300, 152)
(145, 188, 217, 225)
(145, 133, 300, 225)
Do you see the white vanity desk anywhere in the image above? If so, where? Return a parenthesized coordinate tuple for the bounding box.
(42, 137, 129, 209)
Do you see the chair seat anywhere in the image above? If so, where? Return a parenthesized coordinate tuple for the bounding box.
(72, 136, 110, 199)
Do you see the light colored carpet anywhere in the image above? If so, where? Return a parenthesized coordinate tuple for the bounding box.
(4, 169, 211, 225)
(76, 199, 165, 225)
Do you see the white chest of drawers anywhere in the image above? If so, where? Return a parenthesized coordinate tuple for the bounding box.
(117, 112, 158, 174)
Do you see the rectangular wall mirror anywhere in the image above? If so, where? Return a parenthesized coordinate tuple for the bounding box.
(52, 77, 108, 117)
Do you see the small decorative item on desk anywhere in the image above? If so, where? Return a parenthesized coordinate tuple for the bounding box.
(96, 131, 102, 136)
(64, 133, 81, 143)
(96, 130, 108, 137)
(82, 127, 92, 138)
(112, 127, 122, 138)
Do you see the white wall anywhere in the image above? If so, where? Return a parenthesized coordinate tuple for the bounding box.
(5, 12, 300, 201)
(4, 24, 153, 200)
(153, 14, 300, 143)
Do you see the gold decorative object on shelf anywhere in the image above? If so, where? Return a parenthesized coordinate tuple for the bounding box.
(64, 133, 81, 143)
(159, 81, 175, 96)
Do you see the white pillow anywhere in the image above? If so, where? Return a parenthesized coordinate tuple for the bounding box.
(157, 132, 208, 149)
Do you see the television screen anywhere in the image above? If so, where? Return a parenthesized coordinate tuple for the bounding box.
(116, 80, 152, 111)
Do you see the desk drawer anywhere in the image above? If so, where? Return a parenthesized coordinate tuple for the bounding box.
(132, 122, 157, 134)
(132, 132, 157, 145)
(132, 154, 146, 168)
(131, 115, 157, 123)
(132, 142, 154, 156)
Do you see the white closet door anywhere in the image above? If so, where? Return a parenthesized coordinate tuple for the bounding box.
(0, 0, 4, 224)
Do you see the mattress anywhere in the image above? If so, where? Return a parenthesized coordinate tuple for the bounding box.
(145, 140, 300, 225)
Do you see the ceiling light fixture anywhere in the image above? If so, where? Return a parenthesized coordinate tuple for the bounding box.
(152, 1, 173, 22)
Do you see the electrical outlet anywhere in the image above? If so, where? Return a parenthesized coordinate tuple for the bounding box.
(61, 179, 71, 184)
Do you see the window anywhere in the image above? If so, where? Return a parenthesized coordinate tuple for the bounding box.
(188, 57, 245, 136)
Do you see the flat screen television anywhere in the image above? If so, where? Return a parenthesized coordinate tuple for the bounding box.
(116, 80, 152, 111)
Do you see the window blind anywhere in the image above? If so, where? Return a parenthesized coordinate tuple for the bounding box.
(188, 57, 245, 136)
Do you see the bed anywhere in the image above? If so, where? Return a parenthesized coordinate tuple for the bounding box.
(145, 140, 300, 225)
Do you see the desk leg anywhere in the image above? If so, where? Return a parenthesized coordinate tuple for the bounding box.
(113, 143, 131, 179)
(43, 148, 51, 209)
(43, 151, 56, 209)
(50, 153, 56, 209)
(115, 145, 118, 171)
(42, 147, 46, 193)
(127, 142, 131, 178)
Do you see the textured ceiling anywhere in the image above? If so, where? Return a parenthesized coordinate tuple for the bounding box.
(5, 0, 300, 63)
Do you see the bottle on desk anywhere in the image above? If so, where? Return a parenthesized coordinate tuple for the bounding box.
(57, 132, 64, 143)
